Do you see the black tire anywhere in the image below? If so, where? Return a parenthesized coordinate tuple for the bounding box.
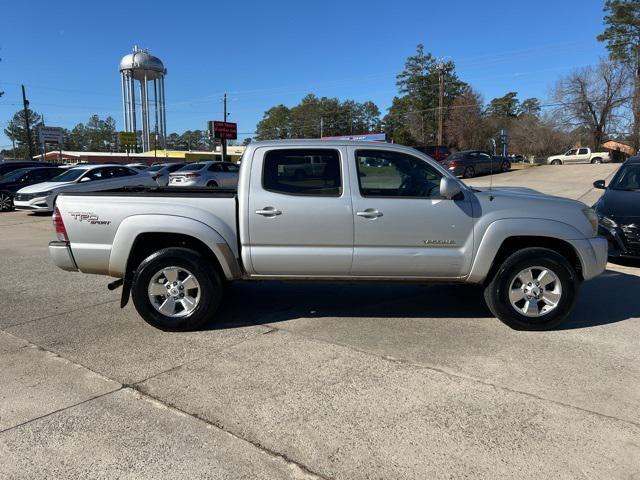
(463, 166, 475, 178)
(131, 247, 223, 331)
(500, 161, 510, 172)
(483, 247, 579, 331)
(0, 192, 13, 212)
(207, 181, 219, 188)
(551, 159, 562, 165)
(591, 157, 602, 164)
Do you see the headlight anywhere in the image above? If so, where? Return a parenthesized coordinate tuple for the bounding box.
(597, 214, 617, 228)
(36, 190, 53, 197)
(582, 208, 598, 234)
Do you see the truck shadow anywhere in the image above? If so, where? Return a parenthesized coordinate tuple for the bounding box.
(206, 267, 640, 331)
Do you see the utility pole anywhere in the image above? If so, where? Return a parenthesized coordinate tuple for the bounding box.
(437, 64, 445, 146)
(222, 93, 228, 163)
(21, 85, 34, 160)
(320, 117, 324, 138)
(10, 122, 15, 158)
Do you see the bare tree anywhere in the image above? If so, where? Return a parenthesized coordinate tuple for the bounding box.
(445, 87, 487, 150)
(552, 59, 632, 148)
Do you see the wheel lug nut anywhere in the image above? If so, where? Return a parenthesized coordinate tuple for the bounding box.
(180, 293, 184, 297)
(179, 285, 184, 290)
(173, 282, 177, 286)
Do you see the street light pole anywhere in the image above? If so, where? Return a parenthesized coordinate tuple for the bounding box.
(21, 85, 34, 160)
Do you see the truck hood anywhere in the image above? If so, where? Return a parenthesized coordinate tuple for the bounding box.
(17, 181, 75, 194)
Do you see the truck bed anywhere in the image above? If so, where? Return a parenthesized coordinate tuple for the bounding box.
(56, 187, 239, 277)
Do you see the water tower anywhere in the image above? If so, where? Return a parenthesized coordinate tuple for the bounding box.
(119, 46, 167, 151)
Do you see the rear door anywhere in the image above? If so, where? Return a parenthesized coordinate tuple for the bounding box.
(576, 148, 590, 163)
(247, 146, 353, 275)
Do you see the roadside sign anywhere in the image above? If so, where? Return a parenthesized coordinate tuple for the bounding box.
(37, 126, 64, 145)
(119, 131, 137, 146)
(208, 121, 237, 140)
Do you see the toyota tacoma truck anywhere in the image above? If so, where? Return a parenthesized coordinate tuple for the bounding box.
(49, 140, 607, 331)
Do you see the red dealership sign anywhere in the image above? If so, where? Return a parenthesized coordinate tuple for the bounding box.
(208, 121, 237, 140)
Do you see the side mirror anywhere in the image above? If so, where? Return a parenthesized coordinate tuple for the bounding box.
(440, 176, 462, 199)
(593, 180, 606, 189)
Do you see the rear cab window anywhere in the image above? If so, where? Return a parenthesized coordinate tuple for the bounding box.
(262, 149, 341, 196)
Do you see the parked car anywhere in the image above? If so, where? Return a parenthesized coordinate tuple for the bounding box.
(126, 163, 149, 171)
(593, 156, 640, 260)
(14, 164, 157, 213)
(547, 147, 611, 165)
(0, 161, 58, 177)
(49, 140, 606, 332)
(0, 167, 65, 212)
(168, 161, 239, 188)
(413, 145, 450, 163)
(144, 162, 187, 186)
(445, 150, 510, 178)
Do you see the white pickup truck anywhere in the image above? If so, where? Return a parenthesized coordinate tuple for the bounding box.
(547, 147, 611, 165)
(49, 140, 607, 331)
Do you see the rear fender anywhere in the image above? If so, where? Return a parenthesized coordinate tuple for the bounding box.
(108, 214, 240, 280)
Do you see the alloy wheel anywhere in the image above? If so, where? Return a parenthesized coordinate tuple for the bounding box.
(147, 266, 201, 318)
(508, 266, 562, 318)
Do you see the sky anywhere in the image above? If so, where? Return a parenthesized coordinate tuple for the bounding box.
(0, 0, 610, 149)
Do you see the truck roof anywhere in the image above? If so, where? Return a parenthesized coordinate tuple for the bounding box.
(249, 139, 423, 155)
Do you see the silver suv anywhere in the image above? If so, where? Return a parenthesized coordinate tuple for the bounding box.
(168, 161, 239, 188)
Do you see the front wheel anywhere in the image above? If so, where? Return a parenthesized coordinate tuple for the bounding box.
(131, 247, 223, 331)
(551, 159, 562, 165)
(484, 248, 579, 330)
(0, 192, 13, 212)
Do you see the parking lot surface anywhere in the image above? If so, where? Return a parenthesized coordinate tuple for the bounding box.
(1, 164, 639, 479)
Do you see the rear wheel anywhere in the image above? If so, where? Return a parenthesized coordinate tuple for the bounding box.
(0, 193, 13, 212)
(591, 157, 602, 164)
(484, 247, 579, 330)
(463, 166, 475, 178)
(207, 180, 218, 188)
(500, 161, 510, 172)
(131, 247, 223, 331)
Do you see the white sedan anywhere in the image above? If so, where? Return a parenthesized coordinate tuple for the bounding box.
(14, 164, 157, 213)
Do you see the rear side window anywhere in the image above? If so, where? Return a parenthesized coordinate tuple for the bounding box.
(167, 163, 185, 172)
(578, 148, 589, 155)
(262, 149, 341, 196)
(208, 164, 224, 172)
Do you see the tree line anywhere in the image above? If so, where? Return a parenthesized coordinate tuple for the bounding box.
(3, 1, 638, 160)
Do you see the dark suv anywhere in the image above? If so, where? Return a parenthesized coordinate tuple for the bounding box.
(413, 145, 450, 163)
(0, 161, 58, 177)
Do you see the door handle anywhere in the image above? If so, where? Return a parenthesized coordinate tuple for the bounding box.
(255, 207, 282, 217)
(356, 209, 383, 219)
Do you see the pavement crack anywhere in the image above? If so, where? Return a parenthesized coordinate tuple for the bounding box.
(265, 326, 640, 430)
(127, 385, 331, 480)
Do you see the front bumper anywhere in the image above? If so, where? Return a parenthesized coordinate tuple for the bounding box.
(571, 236, 608, 280)
(49, 241, 79, 272)
(598, 223, 640, 259)
(14, 195, 52, 212)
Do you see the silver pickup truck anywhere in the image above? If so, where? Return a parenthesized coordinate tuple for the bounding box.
(49, 140, 608, 331)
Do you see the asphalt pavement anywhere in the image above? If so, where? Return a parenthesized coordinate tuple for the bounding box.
(1, 164, 639, 479)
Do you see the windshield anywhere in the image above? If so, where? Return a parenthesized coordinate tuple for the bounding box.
(50, 168, 87, 182)
(609, 164, 640, 191)
(176, 163, 206, 172)
(0, 168, 31, 182)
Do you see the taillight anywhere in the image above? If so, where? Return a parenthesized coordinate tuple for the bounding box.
(448, 161, 460, 167)
(185, 173, 200, 178)
(52, 207, 68, 242)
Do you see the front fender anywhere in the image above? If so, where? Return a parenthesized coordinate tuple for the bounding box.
(108, 214, 240, 280)
(467, 218, 587, 283)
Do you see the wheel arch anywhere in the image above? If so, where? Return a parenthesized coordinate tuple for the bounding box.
(109, 215, 242, 280)
(468, 219, 586, 284)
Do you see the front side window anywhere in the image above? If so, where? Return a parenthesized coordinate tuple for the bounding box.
(566, 149, 577, 156)
(262, 149, 341, 196)
(356, 150, 443, 198)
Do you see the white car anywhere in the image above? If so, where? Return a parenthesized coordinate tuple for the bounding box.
(144, 162, 187, 186)
(126, 163, 149, 171)
(14, 164, 157, 213)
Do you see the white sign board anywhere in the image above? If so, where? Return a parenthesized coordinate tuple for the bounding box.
(38, 126, 64, 145)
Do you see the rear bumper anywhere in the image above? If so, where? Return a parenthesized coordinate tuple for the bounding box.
(49, 241, 79, 272)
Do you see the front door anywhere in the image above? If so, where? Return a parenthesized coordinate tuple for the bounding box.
(349, 147, 475, 278)
(247, 146, 354, 275)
